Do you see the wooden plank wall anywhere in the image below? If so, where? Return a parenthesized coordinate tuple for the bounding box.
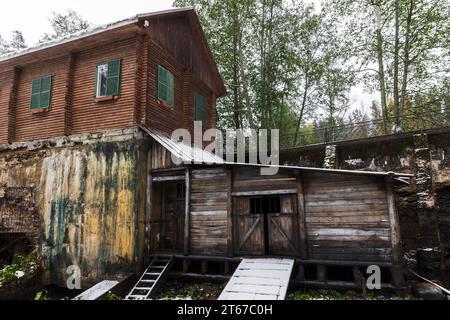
(190, 167, 228, 255)
(303, 172, 393, 262)
(232, 167, 298, 195)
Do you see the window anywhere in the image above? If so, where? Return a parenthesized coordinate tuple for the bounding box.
(250, 197, 280, 215)
(95, 59, 121, 98)
(194, 92, 207, 124)
(30, 75, 52, 110)
(157, 65, 174, 107)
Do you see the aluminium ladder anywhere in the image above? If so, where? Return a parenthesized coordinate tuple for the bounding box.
(125, 255, 173, 300)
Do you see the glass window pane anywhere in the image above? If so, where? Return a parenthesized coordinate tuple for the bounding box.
(97, 64, 108, 97)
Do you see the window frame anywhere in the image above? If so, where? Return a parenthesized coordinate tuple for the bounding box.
(157, 64, 174, 108)
(95, 59, 122, 99)
(30, 75, 53, 111)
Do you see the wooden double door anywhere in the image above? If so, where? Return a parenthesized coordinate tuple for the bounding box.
(233, 195, 300, 256)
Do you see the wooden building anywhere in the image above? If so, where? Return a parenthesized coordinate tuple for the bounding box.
(0, 8, 411, 289)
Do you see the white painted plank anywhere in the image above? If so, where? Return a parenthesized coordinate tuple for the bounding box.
(73, 280, 119, 300)
(218, 258, 294, 300)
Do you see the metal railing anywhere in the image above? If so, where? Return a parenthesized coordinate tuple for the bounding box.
(280, 109, 450, 149)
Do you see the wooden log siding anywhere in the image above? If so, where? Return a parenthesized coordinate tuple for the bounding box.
(71, 38, 136, 134)
(303, 172, 393, 262)
(0, 68, 19, 144)
(146, 40, 185, 135)
(232, 167, 298, 195)
(189, 167, 229, 255)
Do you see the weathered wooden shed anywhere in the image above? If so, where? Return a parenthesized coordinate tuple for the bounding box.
(144, 129, 412, 289)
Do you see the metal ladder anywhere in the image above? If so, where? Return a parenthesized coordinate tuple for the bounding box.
(125, 255, 173, 300)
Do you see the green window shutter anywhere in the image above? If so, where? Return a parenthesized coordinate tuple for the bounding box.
(167, 71, 174, 107)
(106, 59, 121, 96)
(30, 78, 41, 109)
(30, 75, 52, 110)
(195, 93, 207, 124)
(39, 76, 52, 108)
(157, 65, 174, 107)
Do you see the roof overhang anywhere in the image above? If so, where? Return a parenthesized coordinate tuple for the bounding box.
(139, 125, 413, 179)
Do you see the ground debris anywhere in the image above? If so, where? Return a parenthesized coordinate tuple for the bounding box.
(153, 281, 225, 300)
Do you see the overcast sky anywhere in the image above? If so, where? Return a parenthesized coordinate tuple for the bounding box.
(0, 0, 376, 113)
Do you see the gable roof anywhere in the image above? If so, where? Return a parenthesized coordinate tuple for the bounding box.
(0, 7, 226, 96)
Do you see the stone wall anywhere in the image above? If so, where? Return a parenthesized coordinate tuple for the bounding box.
(0, 128, 149, 287)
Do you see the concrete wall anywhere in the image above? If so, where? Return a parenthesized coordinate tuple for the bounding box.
(0, 128, 148, 287)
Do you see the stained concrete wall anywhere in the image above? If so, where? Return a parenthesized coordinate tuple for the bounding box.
(0, 128, 149, 287)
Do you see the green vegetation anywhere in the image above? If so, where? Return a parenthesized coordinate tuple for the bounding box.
(0, 253, 39, 288)
(288, 289, 414, 300)
(105, 291, 121, 300)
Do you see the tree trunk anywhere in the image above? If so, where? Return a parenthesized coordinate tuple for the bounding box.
(393, 0, 401, 130)
(400, 0, 414, 129)
(293, 72, 310, 147)
(376, 27, 389, 134)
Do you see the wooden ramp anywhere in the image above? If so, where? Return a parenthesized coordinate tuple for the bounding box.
(73, 280, 119, 300)
(218, 258, 295, 300)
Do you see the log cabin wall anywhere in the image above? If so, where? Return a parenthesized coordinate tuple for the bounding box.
(71, 38, 137, 134)
(189, 167, 229, 255)
(0, 69, 15, 144)
(302, 172, 393, 262)
(0, 13, 223, 146)
(13, 56, 68, 142)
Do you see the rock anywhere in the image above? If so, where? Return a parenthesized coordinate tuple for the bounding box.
(412, 282, 446, 300)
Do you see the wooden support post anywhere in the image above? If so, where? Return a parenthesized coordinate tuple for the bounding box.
(183, 168, 191, 256)
(201, 260, 208, 275)
(317, 265, 327, 282)
(226, 168, 234, 257)
(182, 259, 190, 273)
(296, 264, 305, 281)
(224, 261, 230, 275)
(352, 266, 365, 292)
(296, 174, 308, 259)
(386, 174, 405, 288)
(145, 147, 153, 261)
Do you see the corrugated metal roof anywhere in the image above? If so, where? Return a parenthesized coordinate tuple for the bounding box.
(140, 126, 224, 164)
(139, 125, 413, 178)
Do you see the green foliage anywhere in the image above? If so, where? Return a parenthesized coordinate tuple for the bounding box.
(34, 290, 48, 301)
(39, 9, 90, 44)
(0, 30, 27, 55)
(105, 291, 121, 300)
(0, 253, 38, 287)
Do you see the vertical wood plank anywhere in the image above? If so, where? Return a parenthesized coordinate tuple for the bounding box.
(226, 168, 233, 257)
(145, 147, 153, 259)
(386, 174, 404, 288)
(317, 265, 327, 282)
(386, 174, 402, 264)
(183, 167, 191, 255)
(296, 174, 308, 259)
(296, 264, 305, 281)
